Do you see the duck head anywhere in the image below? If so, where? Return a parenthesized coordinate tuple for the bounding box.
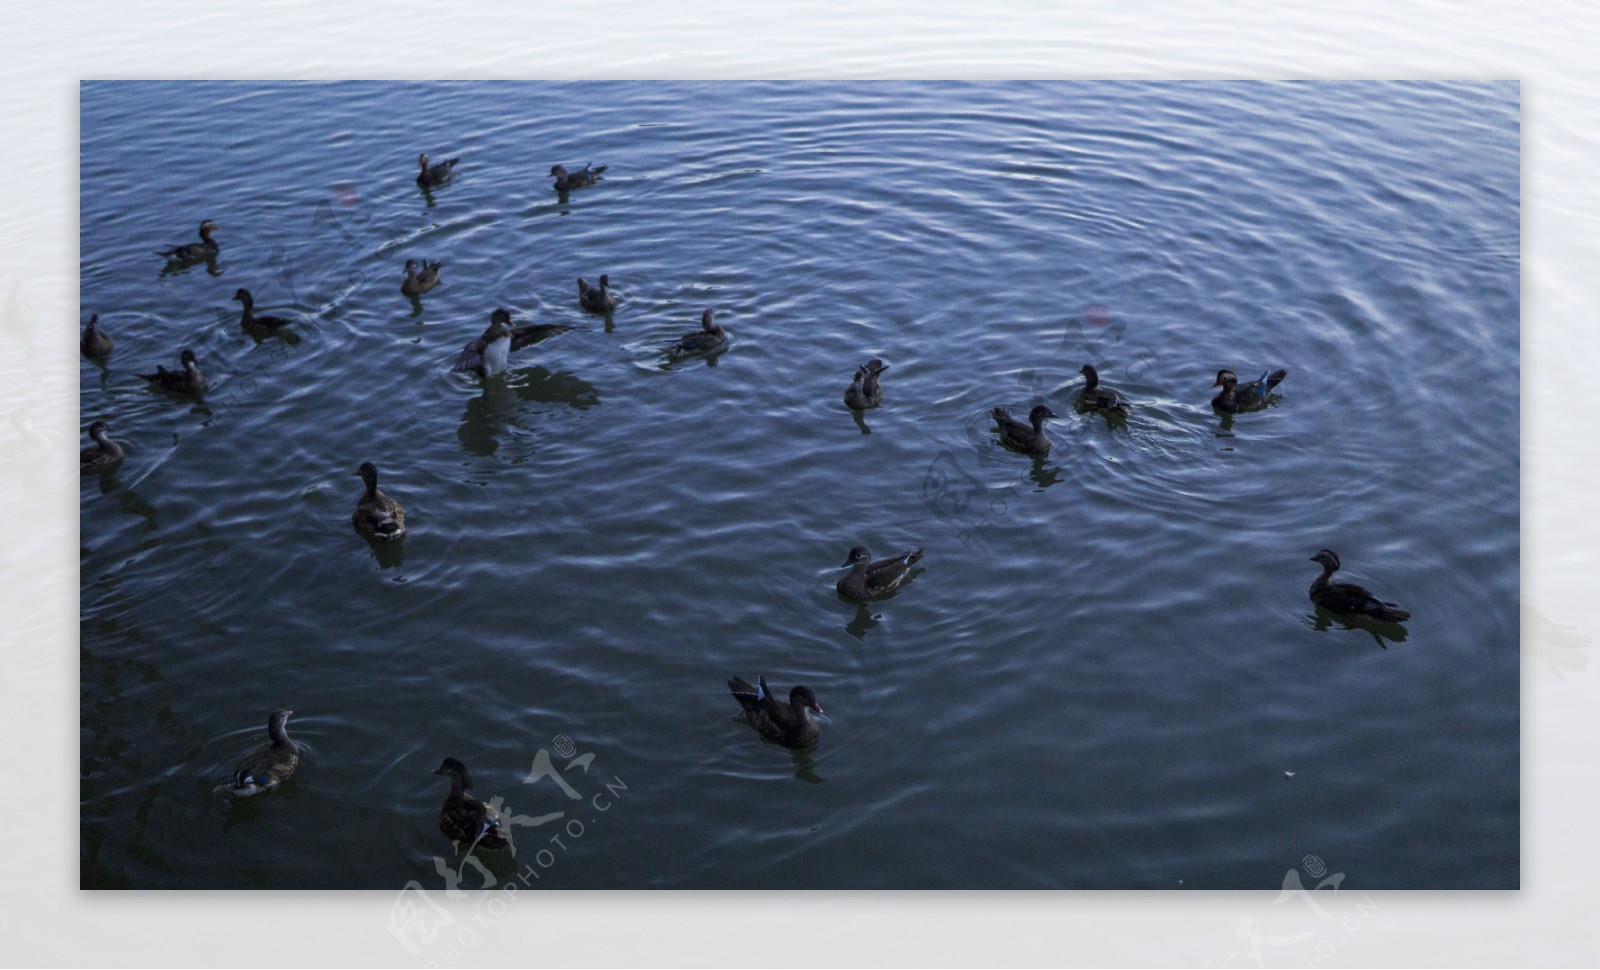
(179, 348, 198, 369)
(790, 685, 823, 715)
(701, 308, 718, 332)
(1310, 549, 1341, 571)
(598, 274, 610, 289)
(404, 259, 419, 276)
(87, 420, 112, 439)
(865, 358, 888, 375)
(417, 153, 431, 172)
(1212, 369, 1238, 389)
(549, 164, 567, 178)
(231, 288, 253, 307)
(841, 545, 871, 568)
(356, 461, 380, 492)
(1029, 404, 1059, 426)
(432, 756, 475, 789)
(1081, 363, 1100, 386)
(488, 308, 515, 338)
(199, 220, 218, 238)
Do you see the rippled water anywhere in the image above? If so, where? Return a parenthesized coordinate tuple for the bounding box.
(79, 81, 1518, 889)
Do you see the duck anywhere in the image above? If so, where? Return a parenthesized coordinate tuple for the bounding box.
(416, 153, 460, 187)
(836, 545, 924, 600)
(577, 275, 619, 312)
(992, 404, 1058, 455)
(79, 420, 124, 475)
(669, 308, 727, 356)
(227, 709, 300, 797)
(352, 462, 406, 542)
(1212, 368, 1288, 412)
(844, 359, 889, 410)
(550, 163, 607, 192)
(137, 348, 205, 396)
(727, 676, 824, 748)
(80, 313, 112, 358)
(1308, 549, 1410, 622)
(154, 220, 219, 264)
(1076, 363, 1127, 414)
(452, 308, 572, 377)
(401, 259, 442, 297)
(232, 288, 295, 333)
(433, 757, 509, 851)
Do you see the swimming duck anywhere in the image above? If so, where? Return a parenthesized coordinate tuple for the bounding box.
(836, 545, 924, 600)
(728, 676, 824, 748)
(80, 314, 112, 358)
(1076, 364, 1127, 414)
(452, 308, 572, 377)
(227, 709, 300, 797)
(154, 220, 219, 264)
(992, 404, 1058, 455)
(232, 288, 295, 332)
(1308, 549, 1410, 622)
(433, 757, 509, 851)
(1212, 368, 1288, 412)
(79, 420, 124, 475)
(352, 462, 406, 542)
(550, 163, 607, 192)
(416, 153, 460, 187)
(669, 308, 727, 356)
(577, 275, 619, 312)
(844, 359, 889, 410)
(137, 348, 205, 396)
(401, 259, 442, 297)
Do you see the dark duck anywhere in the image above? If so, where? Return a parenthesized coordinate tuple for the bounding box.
(1211, 368, 1288, 412)
(844, 359, 889, 410)
(232, 288, 295, 333)
(577, 275, 619, 312)
(1075, 364, 1127, 414)
(416, 153, 460, 187)
(352, 462, 406, 542)
(669, 308, 727, 356)
(728, 676, 824, 748)
(138, 348, 205, 396)
(79, 421, 124, 475)
(433, 757, 509, 851)
(226, 709, 300, 797)
(992, 404, 1058, 455)
(452, 308, 572, 377)
(836, 545, 923, 601)
(80, 313, 112, 358)
(401, 259, 442, 297)
(550, 163, 607, 191)
(1308, 549, 1410, 622)
(154, 220, 219, 264)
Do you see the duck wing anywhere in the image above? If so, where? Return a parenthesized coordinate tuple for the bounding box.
(510, 323, 572, 351)
(453, 335, 489, 374)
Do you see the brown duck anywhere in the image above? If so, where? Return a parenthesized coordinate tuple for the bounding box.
(401, 259, 442, 297)
(433, 757, 509, 851)
(416, 153, 460, 187)
(1212, 368, 1288, 412)
(80, 314, 112, 358)
(669, 308, 727, 356)
(227, 709, 300, 797)
(728, 676, 824, 748)
(1076, 364, 1127, 414)
(1308, 549, 1410, 622)
(836, 545, 924, 600)
(550, 163, 607, 191)
(992, 404, 1058, 455)
(154, 220, 219, 263)
(452, 308, 572, 377)
(577, 275, 619, 312)
(844, 359, 889, 410)
(352, 462, 406, 542)
(232, 288, 295, 333)
(138, 348, 205, 396)
(80, 421, 124, 475)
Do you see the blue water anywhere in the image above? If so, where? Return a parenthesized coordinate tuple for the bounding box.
(79, 81, 1519, 889)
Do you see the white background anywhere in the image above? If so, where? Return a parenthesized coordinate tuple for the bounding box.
(3, 1, 1595, 966)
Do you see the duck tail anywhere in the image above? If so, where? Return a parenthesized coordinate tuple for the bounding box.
(1263, 368, 1288, 392)
(902, 548, 925, 567)
(1373, 603, 1410, 622)
(728, 676, 758, 699)
(590, 164, 608, 176)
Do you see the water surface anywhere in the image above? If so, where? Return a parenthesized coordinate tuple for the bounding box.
(79, 81, 1519, 889)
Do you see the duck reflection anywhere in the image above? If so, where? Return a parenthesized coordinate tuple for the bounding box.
(845, 602, 880, 641)
(790, 746, 825, 785)
(1310, 606, 1409, 648)
(457, 367, 601, 457)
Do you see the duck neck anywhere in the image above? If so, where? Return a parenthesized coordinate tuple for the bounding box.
(1310, 563, 1336, 595)
(268, 719, 293, 749)
(93, 428, 121, 456)
(1084, 370, 1099, 391)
